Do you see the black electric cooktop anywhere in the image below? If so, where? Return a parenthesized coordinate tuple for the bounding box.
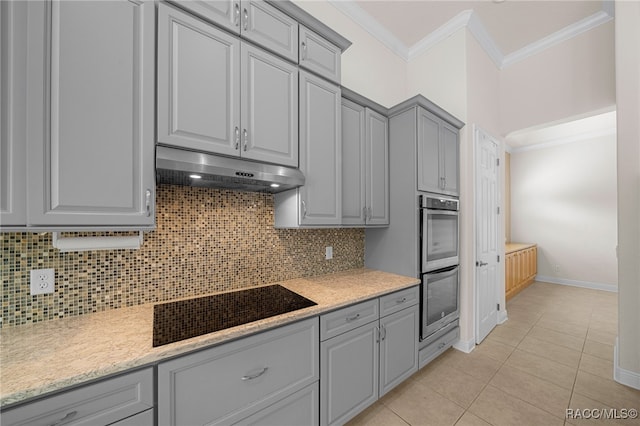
(153, 285, 317, 347)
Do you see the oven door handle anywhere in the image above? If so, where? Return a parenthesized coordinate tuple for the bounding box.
(423, 265, 459, 280)
(421, 208, 459, 216)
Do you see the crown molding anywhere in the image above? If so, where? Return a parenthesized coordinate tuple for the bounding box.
(327, 0, 409, 60)
(329, 0, 614, 70)
(466, 11, 503, 68)
(407, 10, 472, 61)
(501, 5, 614, 68)
(509, 126, 616, 153)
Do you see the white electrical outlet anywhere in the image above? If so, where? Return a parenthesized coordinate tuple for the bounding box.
(30, 268, 55, 295)
(325, 246, 333, 260)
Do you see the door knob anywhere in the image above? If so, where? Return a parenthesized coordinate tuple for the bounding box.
(476, 261, 488, 267)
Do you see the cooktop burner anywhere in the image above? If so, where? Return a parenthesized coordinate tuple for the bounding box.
(152, 285, 317, 347)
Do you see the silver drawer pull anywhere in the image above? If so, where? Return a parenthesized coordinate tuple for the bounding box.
(396, 297, 407, 304)
(241, 366, 268, 381)
(346, 313, 360, 322)
(243, 8, 248, 31)
(438, 342, 446, 349)
(49, 411, 78, 426)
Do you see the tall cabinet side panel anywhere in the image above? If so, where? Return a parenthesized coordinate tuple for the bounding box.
(365, 108, 419, 278)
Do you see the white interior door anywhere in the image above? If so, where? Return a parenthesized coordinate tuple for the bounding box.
(475, 127, 501, 343)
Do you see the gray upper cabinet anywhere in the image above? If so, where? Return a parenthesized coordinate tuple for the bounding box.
(242, 0, 298, 62)
(341, 99, 366, 226)
(341, 95, 389, 227)
(274, 70, 341, 227)
(158, 3, 298, 168)
(25, 0, 155, 228)
(240, 43, 298, 166)
(299, 25, 341, 84)
(365, 109, 389, 226)
(170, 0, 298, 63)
(417, 107, 459, 196)
(0, 1, 27, 228)
(157, 3, 240, 157)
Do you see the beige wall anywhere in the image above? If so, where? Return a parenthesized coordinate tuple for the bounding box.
(500, 21, 616, 136)
(293, 0, 408, 107)
(614, 0, 640, 385)
(505, 152, 511, 243)
(510, 135, 618, 289)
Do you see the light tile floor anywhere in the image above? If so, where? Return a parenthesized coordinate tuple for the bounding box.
(347, 281, 640, 426)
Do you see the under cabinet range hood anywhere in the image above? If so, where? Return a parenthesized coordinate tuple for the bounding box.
(156, 146, 305, 193)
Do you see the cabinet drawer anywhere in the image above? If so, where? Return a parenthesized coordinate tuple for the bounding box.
(299, 25, 341, 83)
(1, 368, 153, 426)
(419, 325, 459, 369)
(379, 286, 419, 317)
(320, 299, 379, 341)
(158, 317, 319, 426)
(236, 382, 318, 426)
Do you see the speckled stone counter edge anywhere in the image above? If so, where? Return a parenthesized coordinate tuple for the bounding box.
(0, 268, 419, 408)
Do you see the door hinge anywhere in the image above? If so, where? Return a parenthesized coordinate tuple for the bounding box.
(497, 255, 500, 262)
(496, 158, 500, 166)
(497, 206, 500, 214)
(497, 303, 500, 311)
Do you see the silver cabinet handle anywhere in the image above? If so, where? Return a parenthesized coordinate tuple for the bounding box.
(301, 200, 307, 219)
(243, 129, 248, 151)
(346, 313, 360, 322)
(362, 206, 367, 221)
(241, 366, 268, 381)
(234, 126, 240, 150)
(48, 411, 78, 426)
(301, 41, 307, 60)
(368, 207, 372, 221)
(381, 325, 386, 341)
(375, 325, 380, 343)
(243, 7, 248, 31)
(234, 2, 240, 27)
(396, 297, 407, 304)
(145, 189, 152, 217)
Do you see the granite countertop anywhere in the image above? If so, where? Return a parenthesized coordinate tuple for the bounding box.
(505, 242, 537, 254)
(0, 268, 419, 408)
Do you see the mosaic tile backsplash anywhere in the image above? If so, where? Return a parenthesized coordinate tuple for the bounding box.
(1, 185, 364, 328)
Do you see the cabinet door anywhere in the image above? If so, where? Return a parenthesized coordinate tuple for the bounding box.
(379, 306, 419, 396)
(417, 108, 441, 194)
(168, 0, 241, 34)
(341, 98, 365, 226)
(158, 3, 240, 157)
(0, 1, 27, 228)
(365, 108, 389, 226)
(299, 25, 341, 84)
(441, 122, 459, 196)
(241, 43, 298, 167)
(241, 0, 298, 63)
(26, 0, 155, 227)
(299, 71, 341, 226)
(320, 323, 379, 426)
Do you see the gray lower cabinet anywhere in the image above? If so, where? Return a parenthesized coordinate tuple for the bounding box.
(0, 368, 154, 426)
(417, 107, 459, 196)
(23, 0, 155, 229)
(274, 70, 341, 227)
(170, 0, 298, 63)
(0, 1, 27, 228)
(320, 287, 419, 425)
(157, 317, 319, 426)
(157, 3, 298, 168)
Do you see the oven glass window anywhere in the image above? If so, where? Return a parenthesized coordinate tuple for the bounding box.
(426, 270, 458, 326)
(426, 213, 458, 262)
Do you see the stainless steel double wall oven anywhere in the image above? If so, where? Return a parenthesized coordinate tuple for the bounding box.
(419, 194, 460, 342)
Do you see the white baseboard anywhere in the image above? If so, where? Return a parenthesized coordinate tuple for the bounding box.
(535, 275, 618, 293)
(498, 309, 508, 324)
(453, 337, 476, 354)
(614, 339, 640, 390)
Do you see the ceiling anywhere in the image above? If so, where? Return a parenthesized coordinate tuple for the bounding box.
(331, 0, 613, 66)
